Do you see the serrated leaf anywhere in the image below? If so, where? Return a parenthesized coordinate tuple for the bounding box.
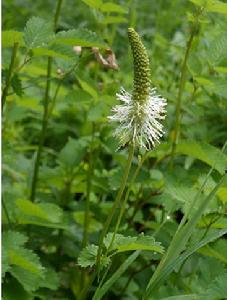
(207, 34, 227, 65)
(8, 248, 44, 275)
(55, 29, 106, 48)
(176, 141, 227, 174)
(2, 30, 24, 48)
(2, 231, 45, 292)
(32, 43, 76, 60)
(2, 251, 10, 278)
(78, 244, 110, 268)
(10, 266, 43, 292)
(100, 2, 127, 14)
(3, 231, 28, 249)
(24, 17, 54, 49)
(104, 233, 164, 254)
(204, 272, 227, 298)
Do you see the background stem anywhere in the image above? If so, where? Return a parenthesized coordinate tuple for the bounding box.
(29, 0, 63, 202)
(96, 144, 135, 273)
(2, 42, 19, 109)
(170, 13, 200, 161)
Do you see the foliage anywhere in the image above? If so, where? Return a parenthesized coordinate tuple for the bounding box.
(2, 0, 227, 299)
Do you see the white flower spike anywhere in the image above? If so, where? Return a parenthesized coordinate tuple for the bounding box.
(109, 28, 167, 150)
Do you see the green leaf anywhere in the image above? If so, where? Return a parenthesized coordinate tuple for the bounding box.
(3, 278, 33, 300)
(73, 212, 102, 233)
(16, 199, 49, 221)
(217, 187, 227, 203)
(176, 141, 227, 174)
(100, 16, 128, 25)
(81, 0, 103, 9)
(3, 231, 28, 248)
(16, 200, 65, 228)
(78, 244, 110, 268)
(190, 0, 227, 14)
(58, 137, 87, 169)
(206, 0, 227, 15)
(55, 29, 106, 48)
(24, 17, 54, 49)
(2, 30, 24, 47)
(145, 175, 226, 296)
(8, 248, 44, 275)
(2, 231, 45, 292)
(145, 228, 227, 297)
(32, 47, 70, 60)
(11, 74, 23, 97)
(10, 266, 43, 292)
(93, 251, 140, 300)
(204, 272, 227, 298)
(87, 102, 107, 122)
(104, 233, 164, 254)
(100, 2, 127, 14)
(207, 33, 227, 65)
(78, 78, 98, 100)
(198, 239, 227, 264)
(2, 251, 10, 278)
(39, 268, 60, 290)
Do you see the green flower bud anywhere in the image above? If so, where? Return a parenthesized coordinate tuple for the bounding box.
(128, 28, 150, 104)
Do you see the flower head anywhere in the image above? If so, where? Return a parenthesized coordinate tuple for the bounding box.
(109, 28, 167, 150)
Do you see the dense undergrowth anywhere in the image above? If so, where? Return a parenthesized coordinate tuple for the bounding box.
(2, 0, 227, 299)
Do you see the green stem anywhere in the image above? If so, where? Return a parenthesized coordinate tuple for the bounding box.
(170, 15, 199, 161)
(107, 152, 147, 253)
(30, 57, 52, 202)
(96, 144, 135, 273)
(29, 0, 63, 202)
(82, 125, 95, 247)
(2, 42, 19, 109)
(80, 125, 95, 288)
(54, 0, 63, 31)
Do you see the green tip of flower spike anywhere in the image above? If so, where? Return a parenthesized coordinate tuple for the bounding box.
(128, 28, 150, 104)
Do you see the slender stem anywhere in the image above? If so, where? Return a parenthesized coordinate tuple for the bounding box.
(96, 144, 135, 274)
(170, 16, 199, 161)
(30, 57, 52, 201)
(29, 0, 63, 202)
(78, 145, 135, 300)
(2, 42, 19, 109)
(82, 124, 95, 247)
(54, 0, 63, 31)
(107, 152, 147, 253)
(80, 125, 95, 288)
